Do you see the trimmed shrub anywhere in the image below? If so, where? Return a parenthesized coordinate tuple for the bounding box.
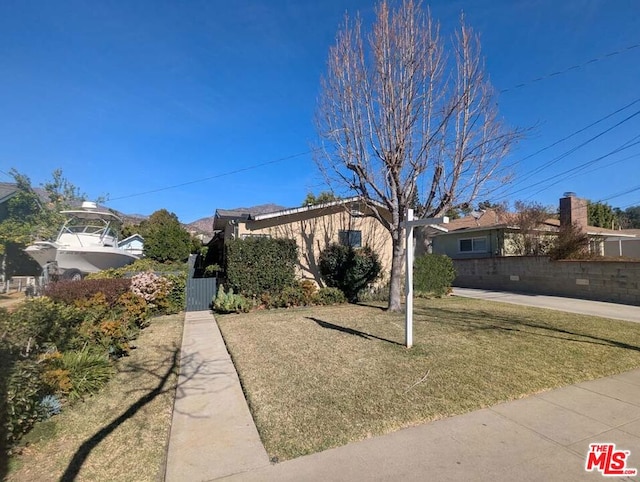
(4, 358, 45, 447)
(5, 298, 86, 353)
(318, 244, 382, 302)
(213, 285, 251, 314)
(118, 291, 149, 328)
(86, 258, 188, 279)
(44, 278, 132, 306)
(413, 254, 456, 297)
(225, 237, 298, 297)
(312, 287, 347, 305)
(160, 272, 186, 314)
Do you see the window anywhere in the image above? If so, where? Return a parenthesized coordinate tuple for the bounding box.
(459, 237, 487, 253)
(339, 230, 362, 247)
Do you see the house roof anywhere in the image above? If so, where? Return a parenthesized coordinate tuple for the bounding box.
(252, 196, 386, 221)
(434, 208, 637, 238)
(214, 197, 389, 230)
(119, 234, 144, 244)
(0, 182, 19, 205)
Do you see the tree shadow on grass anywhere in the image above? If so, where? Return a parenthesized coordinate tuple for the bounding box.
(354, 302, 388, 311)
(58, 345, 222, 482)
(413, 306, 640, 353)
(306, 317, 403, 347)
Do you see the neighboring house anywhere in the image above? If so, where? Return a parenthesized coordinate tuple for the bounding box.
(210, 197, 393, 285)
(424, 194, 637, 259)
(0, 182, 19, 222)
(118, 234, 145, 257)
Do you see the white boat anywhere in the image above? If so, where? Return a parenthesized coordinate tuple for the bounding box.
(25, 201, 139, 280)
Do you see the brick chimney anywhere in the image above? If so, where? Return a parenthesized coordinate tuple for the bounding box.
(559, 192, 588, 231)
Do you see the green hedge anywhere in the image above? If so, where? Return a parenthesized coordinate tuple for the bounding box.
(413, 254, 456, 297)
(225, 237, 298, 297)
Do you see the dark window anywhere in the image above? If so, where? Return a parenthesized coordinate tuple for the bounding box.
(459, 239, 473, 252)
(459, 237, 487, 253)
(339, 230, 362, 247)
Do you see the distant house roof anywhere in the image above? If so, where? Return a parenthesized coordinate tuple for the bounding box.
(434, 208, 636, 238)
(119, 234, 144, 245)
(0, 182, 19, 204)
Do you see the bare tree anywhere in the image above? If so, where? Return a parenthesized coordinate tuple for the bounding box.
(315, 0, 521, 310)
(512, 201, 553, 255)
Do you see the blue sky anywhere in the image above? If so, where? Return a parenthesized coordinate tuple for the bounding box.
(1, 0, 639, 222)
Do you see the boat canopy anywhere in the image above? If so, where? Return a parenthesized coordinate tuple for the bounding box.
(60, 210, 123, 222)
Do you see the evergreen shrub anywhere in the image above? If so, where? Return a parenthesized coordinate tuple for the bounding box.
(225, 237, 298, 297)
(413, 254, 456, 297)
(318, 244, 382, 302)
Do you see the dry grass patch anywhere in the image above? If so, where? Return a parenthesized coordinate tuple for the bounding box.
(217, 297, 640, 461)
(0, 292, 26, 311)
(7, 313, 183, 482)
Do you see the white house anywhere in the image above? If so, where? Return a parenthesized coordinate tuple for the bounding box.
(118, 234, 144, 257)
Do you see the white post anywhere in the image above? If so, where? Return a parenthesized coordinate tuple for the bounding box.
(405, 209, 414, 348)
(401, 213, 449, 349)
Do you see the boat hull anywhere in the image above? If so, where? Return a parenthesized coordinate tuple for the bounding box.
(25, 243, 138, 276)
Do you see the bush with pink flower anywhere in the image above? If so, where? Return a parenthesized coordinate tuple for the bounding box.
(130, 271, 173, 305)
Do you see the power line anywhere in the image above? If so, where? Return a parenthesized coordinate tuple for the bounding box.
(490, 109, 640, 201)
(599, 184, 640, 203)
(508, 97, 640, 167)
(106, 149, 319, 202)
(509, 135, 640, 201)
(499, 43, 640, 93)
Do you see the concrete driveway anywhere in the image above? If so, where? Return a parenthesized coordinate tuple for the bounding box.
(453, 288, 640, 323)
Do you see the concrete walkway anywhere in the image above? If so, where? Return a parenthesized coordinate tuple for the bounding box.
(164, 311, 270, 481)
(165, 309, 640, 482)
(453, 287, 640, 323)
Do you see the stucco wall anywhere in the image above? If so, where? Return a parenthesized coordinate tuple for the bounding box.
(237, 208, 392, 285)
(453, 256, 640, 306)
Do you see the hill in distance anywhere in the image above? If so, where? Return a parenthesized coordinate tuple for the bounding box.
(184, 203, 287, 236)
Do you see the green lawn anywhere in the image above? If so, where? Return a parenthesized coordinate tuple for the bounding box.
(217, 297, 640, 461)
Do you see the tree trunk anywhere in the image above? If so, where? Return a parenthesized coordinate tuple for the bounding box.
(387, 233, 405, 311)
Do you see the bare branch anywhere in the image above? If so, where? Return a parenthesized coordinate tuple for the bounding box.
(315, 1, 522, 310)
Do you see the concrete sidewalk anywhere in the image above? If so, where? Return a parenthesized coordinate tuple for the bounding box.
(164, 311, 269, 481)
(453, 287, 640, 323)
(165, 310, 640, 481)
(220, 370, 640, 481)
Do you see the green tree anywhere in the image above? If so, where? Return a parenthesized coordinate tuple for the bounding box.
(142, 209, 191, 263)
(302, 191, 339, 206)
(588, 201, 619, 229)
(621, 206, 640, 229)
(0, 169, 85, 278)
